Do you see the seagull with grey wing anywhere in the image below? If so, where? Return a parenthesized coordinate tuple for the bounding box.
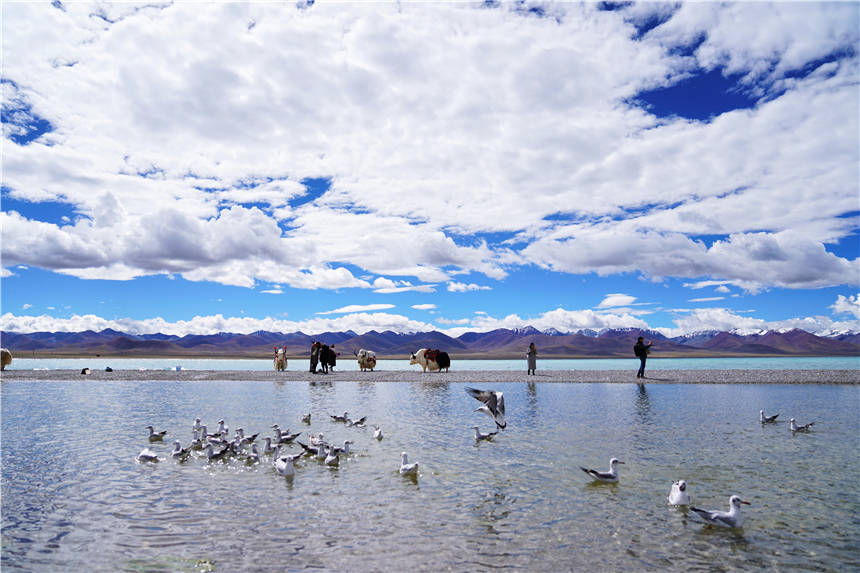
(465, 387, 506, 429)
(690, 495, 750, 528)
(581, 458, 624, 483)
(760, 410, 779, 423)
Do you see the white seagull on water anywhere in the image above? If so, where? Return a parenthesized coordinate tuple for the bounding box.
(760, 410, 779, 423)
(668, 480, 691, 506)
(581, 458, 624, 483)
(790, 418, 815, 432)
(145, 425, 168, 442)
(473, 426, 498, 442)
(136, 448, 159, 463)
(690, 495, 750, 528)
(399, 452, 418, 476)
(465, 387, 506, 429)
(372, 425, 383, 440)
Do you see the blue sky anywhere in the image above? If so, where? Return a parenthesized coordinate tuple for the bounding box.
(1, 1, 858, 337)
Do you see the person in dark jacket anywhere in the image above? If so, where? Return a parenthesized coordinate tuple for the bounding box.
(526, 342, 537, 375)
(634, 336, 653, 379)
(310, 341, 320, 373)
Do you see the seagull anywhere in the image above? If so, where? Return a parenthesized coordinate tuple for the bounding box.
(473, 425, 498, 442)
(245, 444, 261, 465)
(690, 495, 750, 528)
(171, 440, 191, 460)
(347, 416, 367, 427)
(192, 418, 203, 432)
(330, 412, 349, 423)
(272, 425, 301, 444)
(324, 448, 339, 467)
(309, 433, 327, 448)
(145, 425, 168, 442)
(581, 458, 624, 483)
(330, 440, 352, 456)
(274, 450, 302, 476)
(315, 442, 328, 460)
(204, 443, 230, 461)
(372, 425, 383, 440)
(216, 419, 229, 437)
(295, 441, 319, 457)
(760, 410, 779, 423)
(262, 437, 277, 455)
(301, 413, 311, 424)
(465, 387, 506, 429)
(236, 428, 259, 444)
(399, 452, 418, 476)
(668, 480, 691, 506)
(136, 448, 159, 462)
(790, 418, 815, 432)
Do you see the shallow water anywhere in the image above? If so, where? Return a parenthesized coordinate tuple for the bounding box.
(2, 379, 858, 572)
(8, 355, 860, 371)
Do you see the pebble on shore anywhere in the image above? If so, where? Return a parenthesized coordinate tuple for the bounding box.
(1, 369, 858, 384)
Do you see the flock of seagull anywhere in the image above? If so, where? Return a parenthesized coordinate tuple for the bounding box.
(135, 387, 504, 480)
(136, 386, 815, 531)
(574, 407, 817, 530)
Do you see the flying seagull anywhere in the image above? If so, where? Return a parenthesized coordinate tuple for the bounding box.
(465, 387, 506, 429)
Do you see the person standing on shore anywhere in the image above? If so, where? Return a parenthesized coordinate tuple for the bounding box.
(527, 342, 537, 375)
(634, 336, 653, 379)
(309, 341, 320, 373)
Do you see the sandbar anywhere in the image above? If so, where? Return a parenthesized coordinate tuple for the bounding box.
(2, 369, 858, 384)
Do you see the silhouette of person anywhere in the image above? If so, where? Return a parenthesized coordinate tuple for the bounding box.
(634, 336, 653, 379)
(309, 341, 320, 373)
(527, 342, 537, 375)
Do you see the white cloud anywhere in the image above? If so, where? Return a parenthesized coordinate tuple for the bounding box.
(0, 2, 855, 297)
(689, 297, 725, 303)
(317, 304, 395, 315)
(447, 281, 491, 293)
(715, 285, 731, 294)
(260, 289, 283, 295)
(831, 293, 860, 319)
(0, 311, 434, 337)
(597, 293, 637, 308)
(1, 268, 14, 278)
(659, 306, 860, 338)
(412, 304, 436, 310)
(21, 303, 32, 310)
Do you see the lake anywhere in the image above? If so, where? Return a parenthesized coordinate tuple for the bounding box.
(7, 355, 860, 372)
(2, 379, 858, 572)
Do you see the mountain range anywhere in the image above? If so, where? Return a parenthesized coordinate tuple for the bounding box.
(2, 327, 859, 359)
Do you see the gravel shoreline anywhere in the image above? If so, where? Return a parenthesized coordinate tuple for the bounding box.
(2, 368, 858, 384)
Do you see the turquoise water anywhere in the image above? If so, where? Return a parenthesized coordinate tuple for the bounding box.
(1, 379, 858, 571)
(6, 355, 859, 372)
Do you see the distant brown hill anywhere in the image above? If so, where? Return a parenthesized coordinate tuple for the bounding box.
(2, 327, 858, 359)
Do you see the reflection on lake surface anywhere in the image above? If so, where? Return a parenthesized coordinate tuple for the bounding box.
(2, 380, 858, 572)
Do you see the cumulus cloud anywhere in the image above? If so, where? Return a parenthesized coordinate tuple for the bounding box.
(660, 306, 860, 337)
(0, 2, 856, 299)
(831, 293, 860, 319)
(0, 311, 434, 337)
